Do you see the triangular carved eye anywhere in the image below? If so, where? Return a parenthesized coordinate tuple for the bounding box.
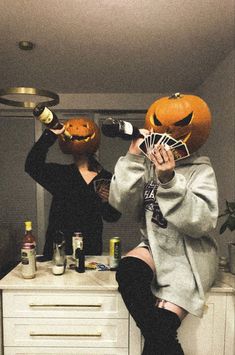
(153, 113, 162, 126)
(174, 112, 193, 126)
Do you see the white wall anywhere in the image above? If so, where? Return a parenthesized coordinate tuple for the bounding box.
(196, 49, 235, 256)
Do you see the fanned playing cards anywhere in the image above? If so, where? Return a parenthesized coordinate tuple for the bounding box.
(139, 133, 190, 162)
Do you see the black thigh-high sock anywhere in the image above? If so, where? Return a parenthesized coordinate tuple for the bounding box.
(116, 256, 184, 355)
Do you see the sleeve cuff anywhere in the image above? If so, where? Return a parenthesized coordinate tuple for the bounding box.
(126, 152, 146, 163)
(41, 129, 58, 144)
(158, 171, 176, 189)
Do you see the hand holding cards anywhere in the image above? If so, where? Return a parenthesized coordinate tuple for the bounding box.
(94, 178, 111, 202)
(139, 132, 190, 162)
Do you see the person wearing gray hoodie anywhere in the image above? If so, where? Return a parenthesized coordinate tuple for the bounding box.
(109, 129, 218, 355)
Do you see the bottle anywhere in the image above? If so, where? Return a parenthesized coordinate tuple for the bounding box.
(21, 221, 36, 279)
(101, 117, 143, 140)
(72, 231, 83, 260)
(52, 230, 66, 275)
(33, 104, 72, 141)
(74, 234, 85, 273)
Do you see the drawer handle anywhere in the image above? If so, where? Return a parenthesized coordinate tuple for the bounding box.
(30, 332, 102, 337)
(29, 304, 102, 308)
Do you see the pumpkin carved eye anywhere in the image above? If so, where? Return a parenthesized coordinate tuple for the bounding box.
(174, 112, 193, 126)
(153, 113, 162, 126)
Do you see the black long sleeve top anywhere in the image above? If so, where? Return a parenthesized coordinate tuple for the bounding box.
(25, 129, 121, 258)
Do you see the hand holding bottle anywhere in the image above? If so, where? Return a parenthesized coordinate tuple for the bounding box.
(101, 117, 144, 140)
(50, 125, 65, 136)
(128, 128, 149, 155)
(33, 104, 72, 141)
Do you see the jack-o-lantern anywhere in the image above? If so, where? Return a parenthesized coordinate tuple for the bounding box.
(145, 93, 212, 154)
(58, 117, 100, 155)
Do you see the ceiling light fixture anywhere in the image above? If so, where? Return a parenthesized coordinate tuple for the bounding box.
(18, 41, 35, 50)
(0, 87, 59, 108)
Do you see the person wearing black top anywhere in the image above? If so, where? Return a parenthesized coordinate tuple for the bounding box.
(25, 124, 121, 261)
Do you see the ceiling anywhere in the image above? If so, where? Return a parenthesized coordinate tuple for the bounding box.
(0, 0, 234, 94)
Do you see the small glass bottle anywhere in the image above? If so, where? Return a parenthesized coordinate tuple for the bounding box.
(75, 236, 85, 273)
(21, 221, 36, 279)
(101, 117, 143, 140)
(52, 230, 66, 276)
(72, 232, 83, 259)
(33, 104, 72, 141)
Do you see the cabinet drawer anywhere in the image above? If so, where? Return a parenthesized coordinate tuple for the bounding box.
(3, 290, 128, 318)
(4, 318, 128, 348)
(4, 347, 128, 355)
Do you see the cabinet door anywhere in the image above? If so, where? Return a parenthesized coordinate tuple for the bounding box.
(130, 293, 227, 355)
(178, 294, 226, 355)
(224, 294, 235, 355)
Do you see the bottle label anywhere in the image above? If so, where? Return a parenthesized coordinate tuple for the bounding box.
(21, 248, 36, 278)
(123, 121, 134, 135)
(72, 235, 83, 259)
(39, 107, 53, 124)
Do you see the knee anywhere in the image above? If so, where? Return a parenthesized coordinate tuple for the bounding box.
(125, 247, 155, 272)
(116, 255, 154, 288)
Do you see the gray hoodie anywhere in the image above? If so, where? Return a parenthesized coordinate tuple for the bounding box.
(109, 151, 219, 317)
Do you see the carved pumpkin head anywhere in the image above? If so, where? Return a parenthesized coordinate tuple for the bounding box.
(145, 93, 212, 154)
(58, 117, 100, 155)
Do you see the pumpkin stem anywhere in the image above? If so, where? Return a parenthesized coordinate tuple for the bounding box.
(169, 92, 182, 99)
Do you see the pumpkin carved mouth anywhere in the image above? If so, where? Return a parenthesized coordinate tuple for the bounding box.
(70, 132, 96, 142)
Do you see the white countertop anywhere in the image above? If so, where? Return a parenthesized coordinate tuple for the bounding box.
(0, 256, 234, 293)
(0, 256, 117, 291)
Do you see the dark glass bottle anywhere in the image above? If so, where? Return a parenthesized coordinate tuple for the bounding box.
(101, 117, 143, 140)
(33, 104, 72, 141)
(75, 234, 85, 273)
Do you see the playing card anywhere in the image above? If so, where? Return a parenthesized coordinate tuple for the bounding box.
(139, 132, 190, 162)
(152, 133, 164, 147)
(163, 135, 178, 147)
(146, 134, 152, 151)
(171, 143, 190, 161)
(160, 134, 170, 145)
(93, 178, 111, 192)
(171, 140, 183, 148)
(139, 138, 149, 156)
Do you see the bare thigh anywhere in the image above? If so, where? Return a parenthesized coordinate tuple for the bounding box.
(124, 247, 188, 321)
